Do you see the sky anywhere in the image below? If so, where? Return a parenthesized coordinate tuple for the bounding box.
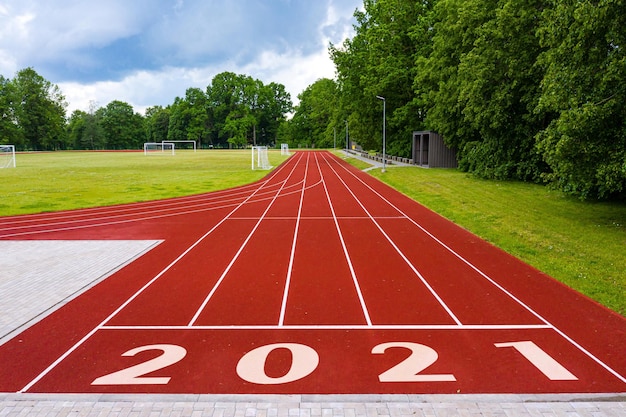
(0, 0, 362, 114)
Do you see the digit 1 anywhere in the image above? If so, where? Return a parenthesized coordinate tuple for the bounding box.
(495, 341, 578, 381)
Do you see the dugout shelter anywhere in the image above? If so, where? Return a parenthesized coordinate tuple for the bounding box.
(412, 131, 458, 168)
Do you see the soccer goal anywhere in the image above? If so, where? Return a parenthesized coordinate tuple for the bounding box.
(0, 145, 16, 168)
(162, 140, 196, 152)
(251, 146, 272, 170)
(281, 143, 290, 155)
(144, 142, 175, 155)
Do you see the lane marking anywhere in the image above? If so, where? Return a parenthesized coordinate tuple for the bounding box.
(315, 152, 373, 325)
(188, 153, 305, 326)
(100, 324, 553, 330)
(18, 154, 302, 393)
(326, 152, 626, 384)
(278, 152, 310, 326)
(320, 153, 461, 325)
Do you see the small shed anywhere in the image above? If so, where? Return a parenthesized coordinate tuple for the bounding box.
(412, 131, 458, 168)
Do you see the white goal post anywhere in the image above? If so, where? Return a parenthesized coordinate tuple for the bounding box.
(0, 145, 16, 168)
(251, 146, 272, 170)
(144, 142, 175, 155)
(281, 143, 290, 155)
(162, 140, 196, 152)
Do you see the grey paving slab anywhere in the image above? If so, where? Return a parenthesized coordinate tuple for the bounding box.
(0, 239, 162, 343)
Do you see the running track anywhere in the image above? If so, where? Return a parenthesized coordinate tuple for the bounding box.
(0, 151, 624, 394)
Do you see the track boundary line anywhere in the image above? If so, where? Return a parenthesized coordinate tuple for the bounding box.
(326, 152, 626, 384)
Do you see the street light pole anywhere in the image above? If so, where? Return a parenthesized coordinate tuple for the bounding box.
(345, 120, 349, 150)
(376, 95, 386, 172)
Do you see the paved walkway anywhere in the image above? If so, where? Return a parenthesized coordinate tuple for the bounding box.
(1, 393, 624, 417)
(0, 178, 624, 416)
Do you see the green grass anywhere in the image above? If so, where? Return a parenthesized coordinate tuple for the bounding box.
(354, 161, 625, 316)
(3, 150, 625, 316)
(0, 150, 289, 215)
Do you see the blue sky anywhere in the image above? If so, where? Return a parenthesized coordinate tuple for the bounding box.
(0, 0, 362, 113)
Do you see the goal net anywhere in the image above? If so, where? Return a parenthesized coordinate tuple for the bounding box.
(281, 143, 290, 155)
(162, 140, 196, 152)
(251, 146, 272, 170)
(0, 145, 16, 168)
(144, 142, 175, 155)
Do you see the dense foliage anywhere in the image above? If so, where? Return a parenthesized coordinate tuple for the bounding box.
(1, 0, 625, 199)
(324, 0, 625, 199)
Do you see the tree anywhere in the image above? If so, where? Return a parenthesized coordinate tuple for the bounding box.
(289, 79, 338, 148)
(145, 106, 170, 143)
(11, 67, 67, 150)
(99, 100, 144, 149)
(331, 0, 432, 156)
(0, 75, 22, 147)
(207, 72, 292, 148)
(536, 0, 626, 199)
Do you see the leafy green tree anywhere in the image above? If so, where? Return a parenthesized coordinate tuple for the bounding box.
(536, 0, 626, 199)
(167, 88, 210, 147)
(331, 0, 432, 156)
(99, 100, 144, 149)
(207, 72, 291, 148)
(145, 105, 170, 143)
(290, 78, 338, 148)
(415, 0, 549, 180)
(256, 82, 292, 146)
(0, 75, 23, 148)
(11, 67, 67, 150)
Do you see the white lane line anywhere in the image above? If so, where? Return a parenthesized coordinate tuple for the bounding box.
(101, 324, 552, 330)
(327, 152, 626, 384)
(188, 153, 305, 327)
(278, 153, 310, 326)
(18, 155, 301, 393)
(321, 152, 461, 325)
(316, 153, 373, 326)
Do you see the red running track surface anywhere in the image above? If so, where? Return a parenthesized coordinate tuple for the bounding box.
(0, 151, 624, 394)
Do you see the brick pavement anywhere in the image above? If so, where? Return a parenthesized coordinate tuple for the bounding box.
(0, 393, 624, 417)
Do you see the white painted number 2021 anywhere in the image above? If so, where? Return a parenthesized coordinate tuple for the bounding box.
(91, 340, 577, 386)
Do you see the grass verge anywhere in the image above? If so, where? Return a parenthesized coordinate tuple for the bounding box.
(349, 159, 625, 316)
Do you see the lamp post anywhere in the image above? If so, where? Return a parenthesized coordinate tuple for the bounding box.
(376, 95, 386, 172)
(345, 120, 349, 150)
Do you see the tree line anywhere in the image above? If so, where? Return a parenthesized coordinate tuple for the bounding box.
(289, 0, 625, 200)
(0, 69, 293, 152)
(1, 0, 624, 199)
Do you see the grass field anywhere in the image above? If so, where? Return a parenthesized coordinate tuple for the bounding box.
(1, 150, 624, 316)
(0, 150, 289, 215)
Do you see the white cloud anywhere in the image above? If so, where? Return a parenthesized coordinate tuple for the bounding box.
(10, 0, 362, 114)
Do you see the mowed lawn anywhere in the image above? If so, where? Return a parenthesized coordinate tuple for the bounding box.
(1, 150, 289, 214)
(1, 150, 624, 316)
